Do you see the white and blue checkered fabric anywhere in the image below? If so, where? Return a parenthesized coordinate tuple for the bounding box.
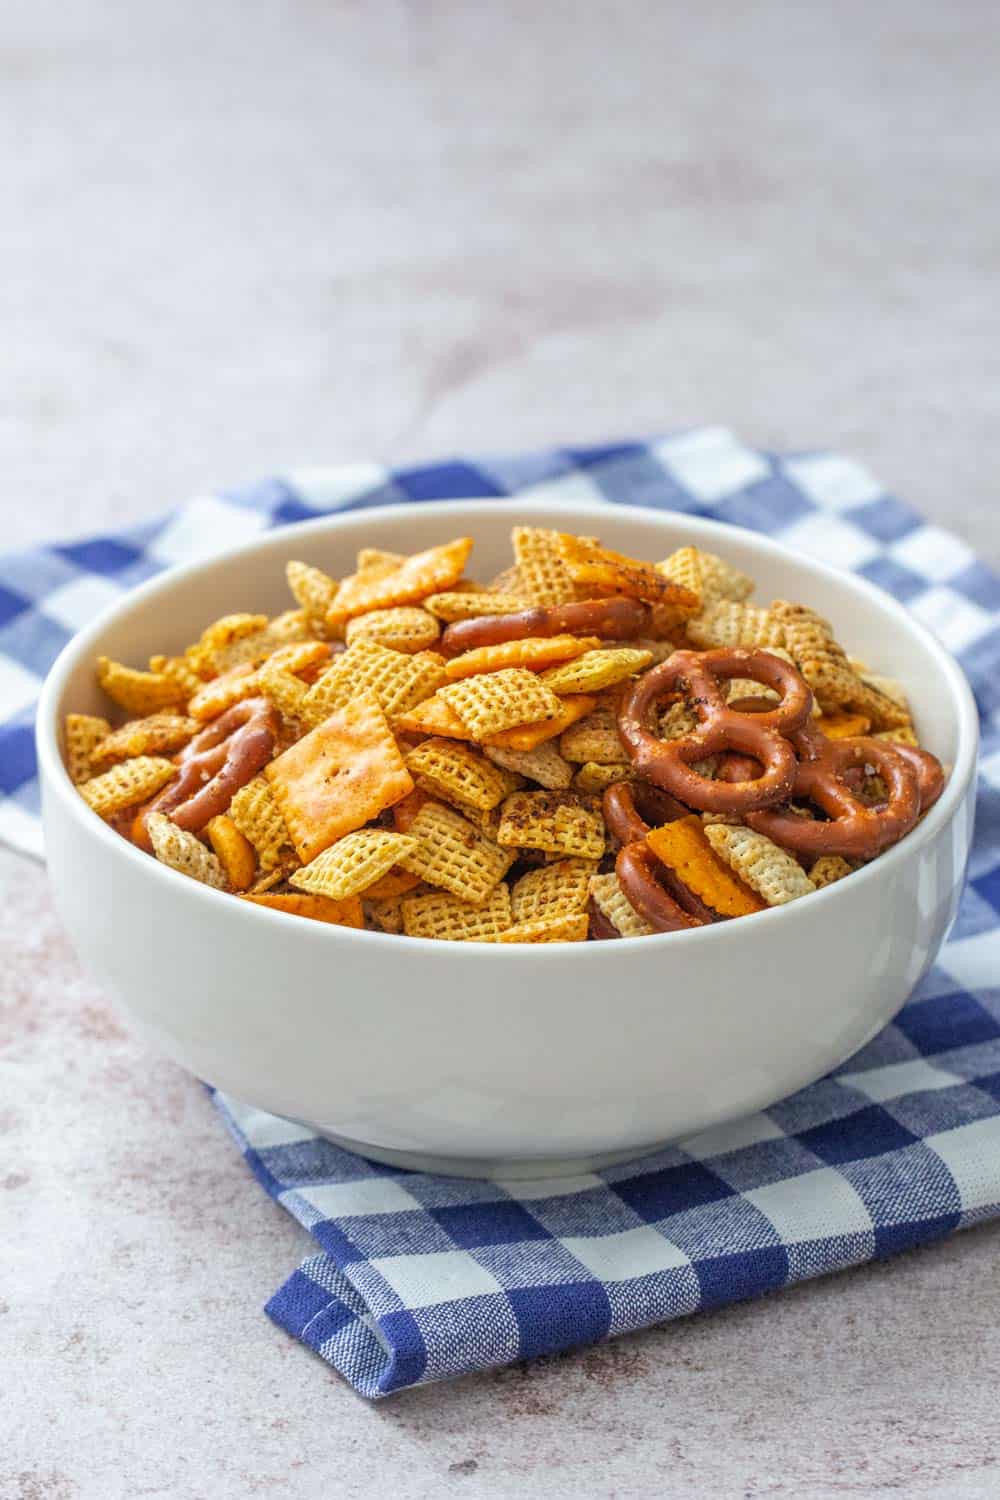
(2, 429, 999, 1398)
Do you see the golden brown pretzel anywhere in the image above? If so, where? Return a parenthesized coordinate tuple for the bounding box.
(602, 780, 690, 847)
(440, 596, 648, 656)
(137, 696, 278, 844)
(618, 648, 814, 813)
(615, 843, 708, 933)
(746, 720, 922, 859)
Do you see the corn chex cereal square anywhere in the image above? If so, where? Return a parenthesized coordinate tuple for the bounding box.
(703, 824, 816, 906)
(265, 692, 413, 863)
(657, 546, 754, 608)
(539, 648, 651, 695)
(301, 640, 446, 724)
(484, 741, 574, 789)
(91, 711, 198, 769)
(401, 883, 513, 941)
(78, 756, 177, 818)
(147, 812, 227, 889)
(440, 668, 562, 739)
(397, 800, 514, 904)
(497, 791, 605, 859)
(510, 859, 597, 923)
(588, 871, 654, 937)
(97, 657, 187, 714)
(511, 526, 579, 606)
(424, 590, 527, 621)
(405, 737, 519, 813)
(685, 601, 786, 651)
(64, 713, 111, 784)
(573, 762, 633, 795)
(286, 560, 339, 633)
(345, 606, 440, 653)
(558, 697, 629, 764)
(229, 775, 293, 873)
(497, 913, 589, 943)
(291, 829, 419, 900)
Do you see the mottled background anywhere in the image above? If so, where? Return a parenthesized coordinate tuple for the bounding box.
(2, 1, 999, 1496)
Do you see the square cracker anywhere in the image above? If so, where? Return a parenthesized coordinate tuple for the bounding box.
(265, 691, 413, 862)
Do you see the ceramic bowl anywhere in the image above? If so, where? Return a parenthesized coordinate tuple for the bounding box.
(36, 501, 979, 1178)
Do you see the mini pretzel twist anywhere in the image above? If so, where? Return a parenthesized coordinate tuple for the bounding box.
(618, 648, 814, 813)
(440, 596, 649, 656)
(603, 782, 718, 928)
(746, 719, 923, 859)
(615, 842, 709, 933)
(136, 696, 279, 844)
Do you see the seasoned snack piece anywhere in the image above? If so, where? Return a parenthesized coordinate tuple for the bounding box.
(444, 634, 601, 680)
(424, 591, 528, 621)
(147, 812, 227, 890)
(685, 601, 786, 651)
(540, 647, 652, 696)
(703, 824, 816, 906)
(406, 738, 519, 813)
(588, 870, 655, 938)
(397, 800, 514, 904)
(265, 692, 413, 862)
(809, 854, 855, 888)
(64, 713, 111, 784)
(258, 658, 309, 724)
(286, 560, 339, 635)
(345, 606, 441, 654)
(291, 829, 419, 900)
(301, 640, 446, 724)
(362, 866, 423, 901)
(559, 695, 629, 765)
(401, 883, 513, 942)
(365, 894, 406, 933)
(441, 669, 563, 739)
(205, 814, 257, 891)
(78, 756, 177, 818)
(657, 546, 754, 608)
(770, 600, 910, 730)
(188, 662, 258, 721)
(91, 711, 199, 769)
(497, 790, 605, 860)
(440, 597, 649, 657)
(96, 657, 187, 714)
(483, 693, 595, 752)
(326, 537, 473, 626)
(818, 711, 871, 740)
(184, 613, 270, 677)
(646, 816, 766, 917)
(140, 697, 278, 838)
(497, 914, 589, 943)
(874, 725, 919, 747)
(615, 841, 708, 932)
(229, 774, 292, 873)
(240, 891, 364, 927)
(393, 692, 469, 740)
(356, 547, 406, 573)
(484, 741, 574, 790)
(512, 525, 579, 606)
(510, 858, 596, 923)
(556, 534, 701, 618)
(574, 762, 633, 795)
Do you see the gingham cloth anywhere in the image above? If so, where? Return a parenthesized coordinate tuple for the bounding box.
(2, 430, 999, 1399)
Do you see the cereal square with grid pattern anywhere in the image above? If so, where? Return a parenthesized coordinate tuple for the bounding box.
(405, 737, 520, 813)
(398, 800, 514, 904)
(497, 791, 606, 860)
(440, 669, 563, 739)
(400, 883, 513, 941)
(301, 640, 446, 724)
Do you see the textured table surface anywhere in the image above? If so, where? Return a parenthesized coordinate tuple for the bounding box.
(3, 2, 999, 1496)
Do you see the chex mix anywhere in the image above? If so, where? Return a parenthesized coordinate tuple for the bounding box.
(67, 527, 946, 941)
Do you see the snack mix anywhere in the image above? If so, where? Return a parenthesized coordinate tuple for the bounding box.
(67, 528, 946, 941)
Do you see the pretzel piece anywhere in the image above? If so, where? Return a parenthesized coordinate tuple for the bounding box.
(618, 648, 812, 812)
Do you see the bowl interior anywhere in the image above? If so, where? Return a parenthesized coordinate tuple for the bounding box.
(49, 501, 966, 770)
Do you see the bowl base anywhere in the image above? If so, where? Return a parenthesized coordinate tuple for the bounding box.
(314, 1127, 665, 1181)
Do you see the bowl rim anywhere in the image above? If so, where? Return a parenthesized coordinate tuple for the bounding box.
(36, 498, 981, 957)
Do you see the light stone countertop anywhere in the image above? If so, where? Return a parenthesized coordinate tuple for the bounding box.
(2, 2, 999, 1496)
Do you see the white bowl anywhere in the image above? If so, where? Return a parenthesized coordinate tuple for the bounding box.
(37, 501, 979, 1178)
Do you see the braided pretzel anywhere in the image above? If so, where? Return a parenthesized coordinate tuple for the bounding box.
(618, 648, 814, 813)
(135, 696, 278, 846)
(746, 719, 921, 859)
(440, 596, 648, 656)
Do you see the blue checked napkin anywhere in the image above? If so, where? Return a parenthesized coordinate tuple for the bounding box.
(3, 429, 999, 1399)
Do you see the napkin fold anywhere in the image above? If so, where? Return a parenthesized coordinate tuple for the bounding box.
(2, 430, 998, 1398)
